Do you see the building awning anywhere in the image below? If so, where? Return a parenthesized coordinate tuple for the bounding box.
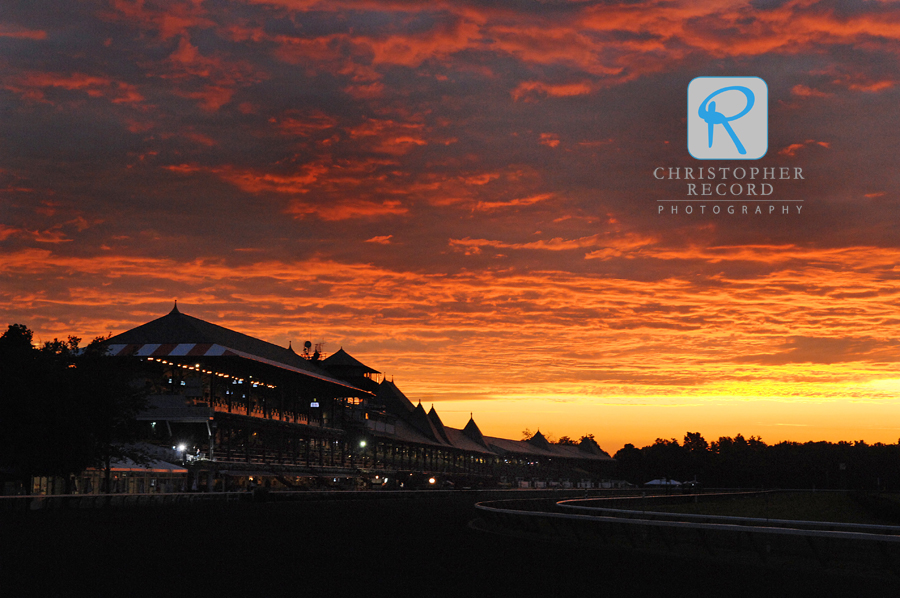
(88, 457, 187, 474)
(107, 342, 371, 394)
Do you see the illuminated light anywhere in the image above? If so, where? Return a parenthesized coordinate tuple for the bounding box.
(177, 444, 186, 452)
(360, 440, 367, 448)
(429, 477, 436, 485)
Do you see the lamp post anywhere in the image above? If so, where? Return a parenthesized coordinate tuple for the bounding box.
(359, 439, 367, 468)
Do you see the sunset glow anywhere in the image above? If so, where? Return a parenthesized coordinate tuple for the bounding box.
(3, 0, 900, 451)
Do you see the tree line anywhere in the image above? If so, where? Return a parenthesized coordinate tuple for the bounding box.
(613, 432, 900, 491)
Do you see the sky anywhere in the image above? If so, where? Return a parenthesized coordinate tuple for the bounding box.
(2, 0, 900, 452)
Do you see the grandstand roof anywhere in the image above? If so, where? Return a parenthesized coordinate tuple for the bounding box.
(106, 304, 367, 392)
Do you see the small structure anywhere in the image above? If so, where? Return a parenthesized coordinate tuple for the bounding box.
(644, 478, 682, 487)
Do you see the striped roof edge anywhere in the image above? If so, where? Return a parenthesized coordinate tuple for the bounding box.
(104, 305, 369, 393)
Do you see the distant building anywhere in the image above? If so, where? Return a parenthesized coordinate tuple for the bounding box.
(34, 305, 614, 494)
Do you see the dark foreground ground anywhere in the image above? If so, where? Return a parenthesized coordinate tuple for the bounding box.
(2, 493, 899, 597)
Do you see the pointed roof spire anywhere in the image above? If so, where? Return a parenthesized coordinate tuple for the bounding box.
(287, 340, 296, 354)
(320, 347, 379, 373)
(409, 401, 446, 444)
(170, 300, 180, 314)
(526, 430, 551, 450)
(463, 414, 489, 448)
(578, 435, 605, 455)
(427, 405, 452, 444)
(374, 378, 416, 413)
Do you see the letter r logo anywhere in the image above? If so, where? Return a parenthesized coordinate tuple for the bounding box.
(688, 77, 768, 160)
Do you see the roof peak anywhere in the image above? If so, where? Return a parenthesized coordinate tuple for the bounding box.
(321, 347, 379, 373)
(526, 430, 551, 450)
(463, 415, 488, 448)
(170, 300, 180, 314)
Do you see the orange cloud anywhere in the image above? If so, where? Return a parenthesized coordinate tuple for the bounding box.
(452, 231, 656, 254)
(0, 24, 47, 40)
(165, 163, 328, 194)
(474, 193, 554, 212)
(347, 118, 428, 155)
(0, 225, 22, 241)
(791, 84, 830, 98)
(539, 133, 560, 148)
(365, 235, 393, 244)
(4, 72, 145, 105)
(512, 81, 593, 102)
(272, 111, 339, 137)
(286, 199, 407, 220)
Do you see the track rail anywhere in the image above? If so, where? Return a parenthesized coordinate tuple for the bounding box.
(473, 493, 900, 575)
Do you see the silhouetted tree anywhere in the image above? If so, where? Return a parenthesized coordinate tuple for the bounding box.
(613, 443, 645, 484)
(683, 431, 708, 453)
(643, 438, 690, 481)
(0, 324, 146, 490)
